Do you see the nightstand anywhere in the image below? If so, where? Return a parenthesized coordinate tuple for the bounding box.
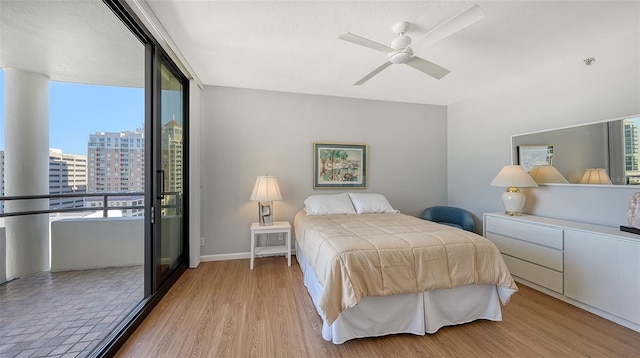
(250, 221, 291, 269)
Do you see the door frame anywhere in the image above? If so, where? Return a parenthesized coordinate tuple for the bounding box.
(150, 53, 190, 291)
(92, 1, 190, 356)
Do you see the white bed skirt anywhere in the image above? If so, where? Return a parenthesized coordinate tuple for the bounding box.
(297, 246, 515, 344)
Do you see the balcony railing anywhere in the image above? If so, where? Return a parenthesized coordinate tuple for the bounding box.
(0, 191, 182, 218)
(0, 192, 145, 218)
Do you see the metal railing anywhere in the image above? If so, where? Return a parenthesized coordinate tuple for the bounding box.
(0, 192, 146, 218)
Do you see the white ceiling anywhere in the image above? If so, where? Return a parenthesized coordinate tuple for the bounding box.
(0, 0, 145, 88)
(0, 1, 637, 106)
(145, 0, 640, 105)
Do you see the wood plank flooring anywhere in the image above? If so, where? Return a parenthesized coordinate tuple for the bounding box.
(116, 257, 640, 358)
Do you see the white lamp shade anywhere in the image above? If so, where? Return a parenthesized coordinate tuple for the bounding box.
(580, 168, 612, 185)
(529, 165, 569, 184)
(491, 165, 537, 216)
(250, 176, 283, 201)
(490, 165, 539, 188)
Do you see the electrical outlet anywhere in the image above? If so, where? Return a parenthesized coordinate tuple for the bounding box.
(200, 237, 205, 247)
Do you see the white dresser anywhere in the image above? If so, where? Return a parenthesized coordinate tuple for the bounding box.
(484, 212, 640, 332)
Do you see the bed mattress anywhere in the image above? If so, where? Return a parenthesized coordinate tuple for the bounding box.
(294, 211, 517, 325)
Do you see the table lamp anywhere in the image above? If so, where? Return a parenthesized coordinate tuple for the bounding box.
(250, 175, 282, 225)
(490, 165, 538, 216)
(529, 165, 569, 184)
(580, 168, 612, 185)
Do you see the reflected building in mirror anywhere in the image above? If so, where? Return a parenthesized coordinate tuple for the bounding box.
(624, 119, 640, 184)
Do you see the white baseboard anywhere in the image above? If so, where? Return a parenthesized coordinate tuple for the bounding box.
(200, 252, 250, 262)
(200, 250, 295, 263)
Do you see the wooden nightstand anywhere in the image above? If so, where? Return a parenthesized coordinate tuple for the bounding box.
(250, 221, 291, 269)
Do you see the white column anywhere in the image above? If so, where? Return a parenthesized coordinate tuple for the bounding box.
(4, 69, 50, 279)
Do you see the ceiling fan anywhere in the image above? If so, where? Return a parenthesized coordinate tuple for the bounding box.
(338, 4, 485, 85)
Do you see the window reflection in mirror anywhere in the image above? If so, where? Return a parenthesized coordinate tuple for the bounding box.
(512, 115, 640, 185)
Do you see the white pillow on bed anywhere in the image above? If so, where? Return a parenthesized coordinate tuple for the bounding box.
(348, 193, 396, 214)
(304, 193, 357, 215)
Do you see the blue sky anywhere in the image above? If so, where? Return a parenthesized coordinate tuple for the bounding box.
(0, 69, 144, 155)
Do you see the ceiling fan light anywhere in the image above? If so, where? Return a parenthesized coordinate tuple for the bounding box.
(391, 35, 411, 50)
(389, 51, 412, 64)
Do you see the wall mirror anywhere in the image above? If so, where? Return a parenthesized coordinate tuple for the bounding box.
(512, 114, 640, 186)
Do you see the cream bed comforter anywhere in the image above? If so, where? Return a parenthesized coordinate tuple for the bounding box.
(293, 211, 518, 325)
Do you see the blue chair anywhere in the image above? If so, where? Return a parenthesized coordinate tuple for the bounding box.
(421, 206, 475, 232)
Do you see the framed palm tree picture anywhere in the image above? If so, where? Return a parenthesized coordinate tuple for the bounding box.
(314, 142, 367, 189)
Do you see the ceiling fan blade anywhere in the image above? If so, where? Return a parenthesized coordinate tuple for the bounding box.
(339, 32, 394, 53)
(405, 57, 450, 80)
(354, 61, 393, 85)
(411, 4, 485, 49)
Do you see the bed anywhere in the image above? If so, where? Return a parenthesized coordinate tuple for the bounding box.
(294, 193, 518, 344)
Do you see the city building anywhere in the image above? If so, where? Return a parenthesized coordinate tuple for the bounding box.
(0, 149, 87, 213)
(49, 148, 87, 210)
(87, 130, 144, 217)
(84, 195, 144, 217)
(161, 118, 183, 215)
(624, 119, 640, 184)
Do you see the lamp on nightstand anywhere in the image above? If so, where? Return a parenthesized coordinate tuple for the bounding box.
(490, 165, 538, 216)
(250, 175, 282, 226)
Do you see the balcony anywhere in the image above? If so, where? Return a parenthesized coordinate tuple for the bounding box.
(0, 263, 143, 357)
(0, 194, 145, 357)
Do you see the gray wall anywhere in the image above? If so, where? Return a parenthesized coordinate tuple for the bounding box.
(448, 26, 640, 228)
(201, 86, 447, 256)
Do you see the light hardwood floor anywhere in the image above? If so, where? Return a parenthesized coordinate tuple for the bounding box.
(116, 257, 639, 358)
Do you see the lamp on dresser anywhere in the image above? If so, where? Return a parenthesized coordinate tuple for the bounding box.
(529, 165, 569, 184)
(250, 175, 282, 226)
(490, 165, 538, 216)
(580, 168, 612, 185)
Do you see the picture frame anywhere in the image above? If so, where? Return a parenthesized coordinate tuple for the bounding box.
(518, 145, 554, 172)
(314, 142, 367, 189)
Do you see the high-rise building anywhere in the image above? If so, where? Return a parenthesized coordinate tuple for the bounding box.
(624, 119, 639, 171)
(161, 118, 183, 215)
(87, 130, 144, 194)
(49, 149, 87, 210)
(162, 118, 183, 194)
(0, 149, 86, 213)
(87, 130, 144, 217)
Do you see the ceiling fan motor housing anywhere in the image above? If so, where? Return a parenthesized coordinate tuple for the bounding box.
(391, 34, 412, 50)
(389, 47, 413, 64)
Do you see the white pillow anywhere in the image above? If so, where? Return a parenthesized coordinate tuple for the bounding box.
(348, 193, 396, 214)
(304, 193, 357, 215)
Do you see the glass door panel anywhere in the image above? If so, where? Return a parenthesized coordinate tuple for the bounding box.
(158, 58, 185, 282)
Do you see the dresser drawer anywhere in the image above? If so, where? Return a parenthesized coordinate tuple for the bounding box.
(485, 215, 563, 249)
(487, 232, 563, 271)
(502, 254, 564, 293)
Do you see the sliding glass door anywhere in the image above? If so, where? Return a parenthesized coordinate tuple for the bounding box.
(155, 57, 187, 285)
(89, 1, 189, 355)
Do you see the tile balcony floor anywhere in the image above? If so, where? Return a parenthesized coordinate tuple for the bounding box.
(0, 266, 143, 358)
